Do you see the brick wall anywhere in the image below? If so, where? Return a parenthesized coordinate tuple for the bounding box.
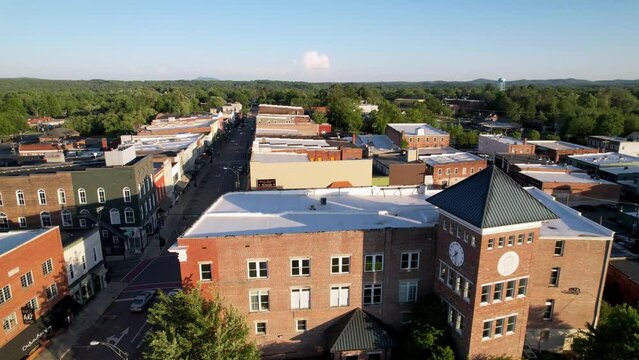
(605, 261, 639, 306)
(428, 160, 488, 188)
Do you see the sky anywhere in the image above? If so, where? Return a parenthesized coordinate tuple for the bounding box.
(0, 0, 638, 82)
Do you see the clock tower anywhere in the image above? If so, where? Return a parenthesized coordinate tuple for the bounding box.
(427, 166, 557, 359)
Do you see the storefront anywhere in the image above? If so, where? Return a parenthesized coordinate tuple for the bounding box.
(68, 264, 108, 306)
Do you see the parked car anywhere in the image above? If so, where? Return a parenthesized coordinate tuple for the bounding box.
(129, 290, 156, 312)
(167, 288, 182, 297)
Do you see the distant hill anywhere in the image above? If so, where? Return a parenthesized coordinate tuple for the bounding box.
(194, 76, 219, 81)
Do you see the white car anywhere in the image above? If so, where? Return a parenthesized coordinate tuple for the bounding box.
(129, 290, 156, 312)
(167, 288, 182, 297)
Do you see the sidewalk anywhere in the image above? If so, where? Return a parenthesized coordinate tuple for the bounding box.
(36, 281, 127, 360)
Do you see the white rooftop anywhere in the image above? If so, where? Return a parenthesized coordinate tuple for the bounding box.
(0, 229, 52, 257)
(354, 135, 399, 152)
(421, 152, 483, 166)
(527, 188, 613, 239)
(589, 135, 628, 142)
(528, 140, 595, 151)
(514, 163, 581, 172)
(146, 114, 219, 131)
(258, 104, 304, 111)
(418, 147, 460, 156)
(568, 152, 639, 165)
(251, 152, 309, 163)
(387, 123, 448, 136)
(123, 134, 201, 153)
(519, 171, 616, 185)
(252, 137, 341, 153)
(480, 134, 528, 145)
(598, 166, 639, 175)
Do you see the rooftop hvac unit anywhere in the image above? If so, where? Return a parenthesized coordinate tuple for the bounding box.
(320, 197, 327, 205)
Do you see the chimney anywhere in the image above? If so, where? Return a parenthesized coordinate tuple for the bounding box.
(523, 138, 528, 145)
(352, 133, 357, 145)
(101, 138, 108, 150)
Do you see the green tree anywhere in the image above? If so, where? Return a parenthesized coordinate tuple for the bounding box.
(572, 304, 639, 360)
(328, 97, 362, 132)
(528, 129, 541, 140)
(144, 289, 260, 360)
(404, 296, 455, 360)
(311, 111, 327, 124)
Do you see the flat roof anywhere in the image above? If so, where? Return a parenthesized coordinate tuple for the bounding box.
(520, 171, 616, 185)
(598, 166, 639, 175)
(480, 134, 528, 145)
(0, 228, 52, 257)
(251, 152, 309, 163)
(387, 123, 448, 136)
(589, 135, 627, 142)
(258, 104, 304, 110)
(418, 147, 460, 156)
(528, 140, 595, 151)
(354, 135, 399, 151)
(514, 164, 581, 172)
(253, 137, 344, 153)
(125, 134, 201, 153)
(421, 152, 483, 166)
(610, 258, 639, 281)
(568, 152, 639, 165)
(479, 122, 521, 130)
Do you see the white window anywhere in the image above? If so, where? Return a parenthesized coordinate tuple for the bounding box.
(16, 190, 25, 206)
(363, 284, 382, 305)
(400, 252, 419, 270)
(291, 258, 310, 276)
(290, 288, 310, 309)
(399, 281, 418, 303)
(543, 299, 554, 320)
(26, 297, 39, 310)
(102, 230, 109, 238)
(517, 233, 525, 245)
(255, 321, 266, 335)
(527, 232, 534, 243)
(364, 254, 383, 272)
(481, 284, 491, 304)
(40, 211, 52, 227)
(554, 240, 565, 256)
(482, 320, 493, 339)
(505, 280, 516, 299)
(124, 207, 135, 224)
(2, 312, 17, 333)
(79, 218, 86, 227)
(58, 189, 66, 205)
(110, 208, 121, 225)
(61, 210, 72, 226)
(296, 319, 307, 332)
(123, 187, 131, 202)
(0, 285, 12, 304)
(69, 263, 74, 279)
(38, 189, 46, 205)
(495, 318, 505, 336)
(550, 267, 560, 287)
(331, 256, 350, 274)
(493, 282, 504, 302)
(507, 315, 517, 333)
(199, 262, 212, 281)
(249, 290, 269, 312)
(0, 213, 8, 229)
(46, 283, 58, 300)
(248, 260, 268, 279)
(20, 271, 34, 288)
(78, 188, 87, 204)
(463, 281, 473, 301)
(439, 262, 448, 282)
(18, 217, 27, 228)
(97, 188, 106, 203)
(330, 286, 349, 307)
(42, 258, 53, 275)
(518, 278, 528, 297)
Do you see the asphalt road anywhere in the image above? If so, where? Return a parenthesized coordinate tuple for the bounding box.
(68, 118, 256, 359)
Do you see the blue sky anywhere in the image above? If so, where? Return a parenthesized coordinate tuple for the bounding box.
(1, 0, 638, 81)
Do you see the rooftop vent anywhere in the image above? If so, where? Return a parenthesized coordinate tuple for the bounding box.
(309, 205, 316, 211)
(320, 197, 327, 206)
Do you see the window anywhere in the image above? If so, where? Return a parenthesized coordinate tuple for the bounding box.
(38, 189, 46, 205)
(61, 210, 72, 226)
(363, 284, 382, 305)
(507, 315, 516, 333)
(470, 168, 475, 174)
(446, 168, 450, 176)
(527, 232, 534, 243)
(93, 247, 98, 262)
(20, 271, 34, 288)
(26, 297, 39, 310)
(113, 236, 119, 244)
(449, 222, 454, 235)
(495, 318, 505, 336)
(40, 211, 52, 227)
(290, 288, 310, 309)
(439, 262, 448, 281)
(330, 286, 349, 307)
(454, 168, 458, 175)
(549, 267, 560, 287)
(79, 218, 86, 227)
(507, 235, 514, 246)
(249, 290, 269, 312)
(365, 254, 383, 272)
(400, 252, 419, 270)
(456, 226, 461, 239)
(454, 273, 462, 293)
(69, 264, 75, 279)
(102, 230, 109, 238)
(291, 258, 310, 276)
(463, 281, 473, 301)
(543, 300, 555, 320)
(554, 240, 565, 256)
(255, 322, 266, 335)
(82, 256, 86, 270)
(58, 189, 66, 205)
(437, 168, 442, 175)
(16, 190, 25, 206)
(399, 281, 418, 303)
(248, 260, 268, 279)
(498, 237, 504, 248)
(18, 217, 27, 228)
(199, 262, 212, 281)
(487, 238, 494, 249)
(124, 207, 135, 224)
(110, 209, 121, 225)
(42, 258, 53, 275)
(462, 168, 467, 175)
(78, 188, 87, 204)
(0, 213, 7, 229)
(518, 278, 528, 296)
(505, 280, 516, 299)
(482, 320, 493, 339)
(442, 218, 447, 230)
(123, 187, 131, 202)
(400, 311, 412, 324)
(0, 285, 12, 304)
(331, 256, 350, 274)
(481, 285, 491, 304)
(97, 188, 106, 203)
(517, 234, 524, 245)
(2, 313, 17, 333)
(493, 282, 504, 302)
(471, 235, 476, 247)
(46, 283, 58, 300)
(296, 319, 307, 332)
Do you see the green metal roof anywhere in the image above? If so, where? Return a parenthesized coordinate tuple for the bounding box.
(426, 166, 558, 229)
(326, 308, 397, 352)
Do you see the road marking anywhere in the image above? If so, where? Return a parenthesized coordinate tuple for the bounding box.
(114, 297, 135, 302)
(126, 257, 159, 284)
(136, 329, 151, 349)
(106, 327, 129, 346)
(131, 320, 149, 344)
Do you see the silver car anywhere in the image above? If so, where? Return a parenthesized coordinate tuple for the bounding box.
(129, 290, 156, 312)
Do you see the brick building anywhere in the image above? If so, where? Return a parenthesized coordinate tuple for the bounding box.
(171, 167, 613, 359)
(528, 141, 598, 163)
(256, 104, 330, 137)
(386, 123, 450, 149)
(422, 152, 488, 188)
(478, 134, 536, 159)
(258, 104, 304, 116)
(0, 228, 68, 360)
(604, 258, 639, 307)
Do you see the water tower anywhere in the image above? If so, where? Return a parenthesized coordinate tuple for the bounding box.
(497, 78, 506, 91)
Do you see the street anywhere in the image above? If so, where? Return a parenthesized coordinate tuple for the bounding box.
(65, 118, 255, 359)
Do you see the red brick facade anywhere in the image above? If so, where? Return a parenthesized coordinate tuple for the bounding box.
(427, 160, 488, 188)
(386, 126, 450, 149)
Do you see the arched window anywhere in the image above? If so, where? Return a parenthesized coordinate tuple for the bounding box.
(0, 213, 8, 229)
(38, 189, 47, 205)
(97, 188, 106, 204)
(61, 210, 72, 227)
(78, 188, 87, 204)
(124, 207, 135, 224)
(40, 211, 52, 227)
(16, 190, 25, 206)
(110, 208, 121, 225)
(79, 209, 89, 227)
(123, 187, 131, 203)
(58, 189, 66, 205)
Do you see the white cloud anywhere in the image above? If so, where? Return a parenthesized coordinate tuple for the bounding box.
(301, 50, 330, 72)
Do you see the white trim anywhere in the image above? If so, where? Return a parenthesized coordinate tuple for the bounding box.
(439, 210, 541, 235)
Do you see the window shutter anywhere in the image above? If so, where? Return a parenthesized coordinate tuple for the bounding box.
(330, 288, 339, 307)
(291, 290, 300, 309)
(339, 287, 349, 306)
(300, 289, 310, 308)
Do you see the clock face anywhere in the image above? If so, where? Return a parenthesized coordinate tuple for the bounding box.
(497, 251, 520, 276)
(448, 241, 464, 267)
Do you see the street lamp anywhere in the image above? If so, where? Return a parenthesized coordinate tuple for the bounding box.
(223, 167, 240, 189)
(89, 341, 129, 360)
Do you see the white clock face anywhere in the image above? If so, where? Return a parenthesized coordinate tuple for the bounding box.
(448, 241, 464, 267)
(497, 251, 520, 276)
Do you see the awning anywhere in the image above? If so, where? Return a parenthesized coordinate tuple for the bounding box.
(0, 317, 54, 360)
